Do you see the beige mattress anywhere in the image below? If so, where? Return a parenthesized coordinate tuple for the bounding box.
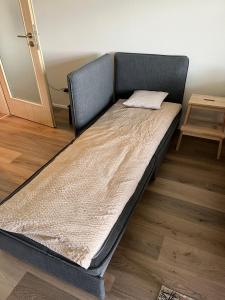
(0, 100, 181, 269)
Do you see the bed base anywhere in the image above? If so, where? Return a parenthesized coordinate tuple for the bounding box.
(0, 230, 105, 299)
(0, 113, 180, 299)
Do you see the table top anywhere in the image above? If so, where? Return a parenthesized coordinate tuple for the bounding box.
(189, 94, 225, 110)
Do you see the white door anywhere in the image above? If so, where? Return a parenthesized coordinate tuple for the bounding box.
(0, 0, 55, 127)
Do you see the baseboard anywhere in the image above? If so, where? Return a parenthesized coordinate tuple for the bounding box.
(52, 103, 69, 109)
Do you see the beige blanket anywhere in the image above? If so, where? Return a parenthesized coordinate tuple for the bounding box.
(0, 100, 181, 269)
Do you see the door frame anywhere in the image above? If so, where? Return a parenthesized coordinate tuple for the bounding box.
(0, 0, 55, 127)
(0, 82, 9, 115)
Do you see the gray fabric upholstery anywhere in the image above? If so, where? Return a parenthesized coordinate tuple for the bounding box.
(115, 52, 189, 103)
(0, 230, 105, 300)
(67, 54, 114, 135)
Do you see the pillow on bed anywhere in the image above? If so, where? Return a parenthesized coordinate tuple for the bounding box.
(123, 90, 168, 109)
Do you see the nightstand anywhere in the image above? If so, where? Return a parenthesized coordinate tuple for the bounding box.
(176, 94, 225, 159)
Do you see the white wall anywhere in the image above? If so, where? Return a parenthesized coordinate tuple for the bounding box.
(33, 0, 225, 119)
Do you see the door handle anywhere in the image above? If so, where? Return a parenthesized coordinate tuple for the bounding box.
(17, 32, 33, 39)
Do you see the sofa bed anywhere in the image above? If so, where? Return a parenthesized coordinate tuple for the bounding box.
(0, 52, 189, 299)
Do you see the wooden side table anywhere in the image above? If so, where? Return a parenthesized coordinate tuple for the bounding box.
(176, 94, 225, 159)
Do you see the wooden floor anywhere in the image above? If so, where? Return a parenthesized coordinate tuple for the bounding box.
(0, 113, 7, 119)
(0, 121, 225, 299)
(0, 108, 74, 202)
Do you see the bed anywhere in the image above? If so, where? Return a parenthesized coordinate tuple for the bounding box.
(0, 52, 189, 299)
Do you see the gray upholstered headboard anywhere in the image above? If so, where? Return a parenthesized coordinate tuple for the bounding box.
(68, 54, 114, 135)
(68, 52, 189, 135)
(115, 52, 189, 103)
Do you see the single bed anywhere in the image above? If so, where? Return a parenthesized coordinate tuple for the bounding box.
(0, 52, 189, 299)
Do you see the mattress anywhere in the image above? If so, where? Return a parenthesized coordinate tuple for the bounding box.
(0, 112, 180, 277)
(0, 100, 181, 269)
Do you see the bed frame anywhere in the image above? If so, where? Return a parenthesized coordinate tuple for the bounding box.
(0, 52, 189, 299)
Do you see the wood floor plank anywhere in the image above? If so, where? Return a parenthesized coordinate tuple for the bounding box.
(141, 190, 225, 233)
(158, 161, 225, 194)
(0, 114, 73, 141)
(159, 236, 225, 286)
(0, 146, 21, 164)
(0, 113, 7, 119)
(7, 273, 78, 300)
(0, 251, 25, 300)
(166, 152, 225, 173)
(108, 247, 161, 300)
(107, 266, 159, 300)
(119, 222, 163, 259)
(114, 246, 225, 300)
(148, 177, 225, 213)
(134, 206, 225, 258)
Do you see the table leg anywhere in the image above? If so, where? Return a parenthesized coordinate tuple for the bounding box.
(176, 105, 192, 151)
(176, 132, 183, 151)
(183, 105, 192, 125)
(222, 112, 225, 132)
(217, 113, 225, 159)
(217, 139, 223, 160)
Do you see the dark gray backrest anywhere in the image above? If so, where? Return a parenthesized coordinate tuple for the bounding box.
(67, 54, 114, 135)
(115, 52, 189, 103)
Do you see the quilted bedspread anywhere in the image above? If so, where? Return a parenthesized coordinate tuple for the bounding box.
(0, 100, 181, 269)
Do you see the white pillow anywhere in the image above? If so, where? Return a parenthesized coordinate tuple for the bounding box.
(123, 90, 169, 109)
